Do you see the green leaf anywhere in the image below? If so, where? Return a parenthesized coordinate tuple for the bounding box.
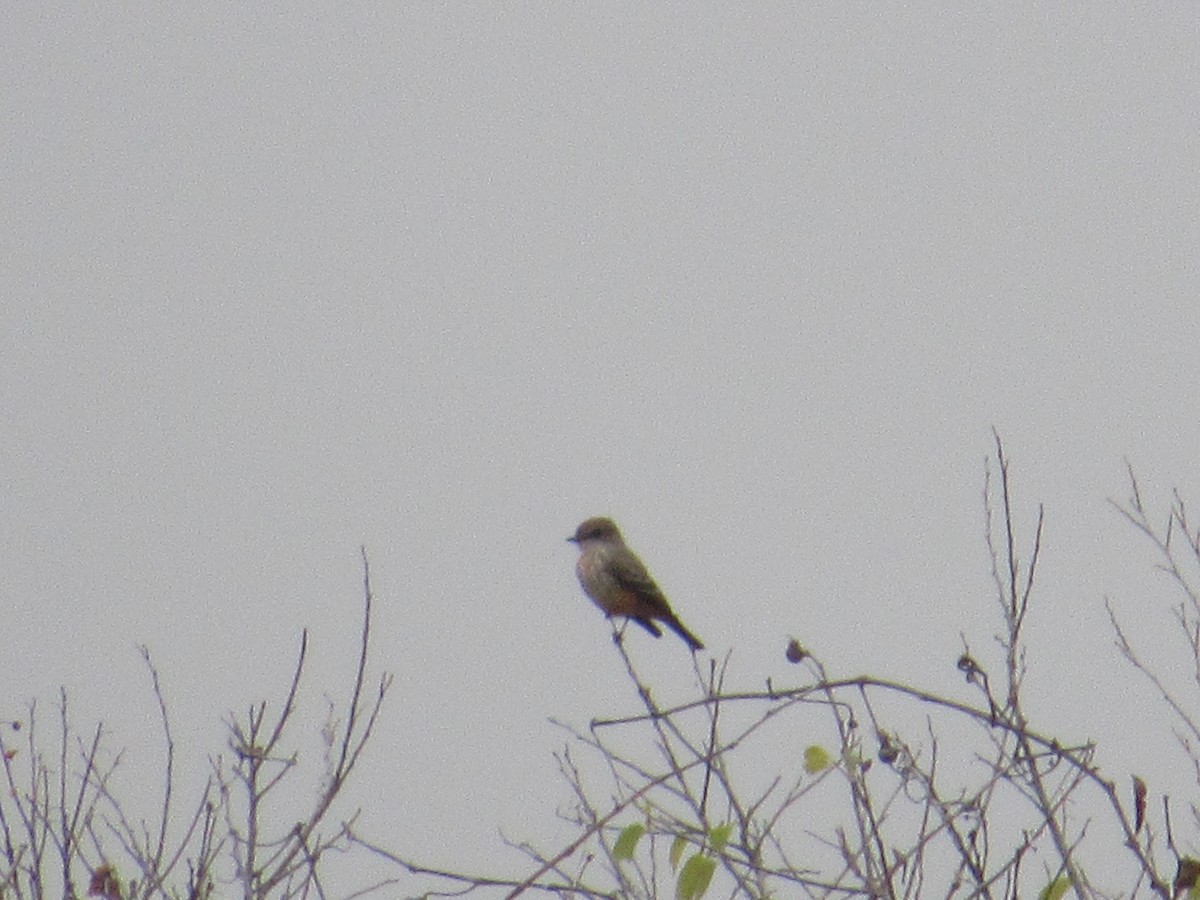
(1038, 876, 1071, 900)
(669, 834, 687, 870)
(676, 853, 717, 899)
(708, 822, 733, 853)
(613, 822, 644, 861)
(804, 744, 832, 773)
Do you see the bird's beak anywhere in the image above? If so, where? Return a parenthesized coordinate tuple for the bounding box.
(566, 536, 578, 543)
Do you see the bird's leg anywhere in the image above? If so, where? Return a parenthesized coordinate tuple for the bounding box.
(611, 620, 628, 645)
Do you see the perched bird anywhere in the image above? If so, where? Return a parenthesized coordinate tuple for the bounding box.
(567, 516, 704, 651)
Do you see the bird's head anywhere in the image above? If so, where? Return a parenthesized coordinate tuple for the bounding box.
(567, 516, 623, 545)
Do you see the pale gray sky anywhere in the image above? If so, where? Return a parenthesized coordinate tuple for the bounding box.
(4, 4, 1199, 892)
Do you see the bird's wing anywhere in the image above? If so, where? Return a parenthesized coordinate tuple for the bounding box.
(609, 548, 672, 613)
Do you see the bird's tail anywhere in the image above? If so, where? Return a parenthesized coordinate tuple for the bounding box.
(663, 615, 704, 652)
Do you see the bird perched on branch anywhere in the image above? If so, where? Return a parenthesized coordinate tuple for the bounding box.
(567, 516, 704, 651)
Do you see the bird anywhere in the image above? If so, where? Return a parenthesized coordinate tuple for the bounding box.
(567, 516, 704, 651)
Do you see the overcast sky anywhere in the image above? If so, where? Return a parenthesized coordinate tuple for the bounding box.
(4, 4, 1200, 893)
